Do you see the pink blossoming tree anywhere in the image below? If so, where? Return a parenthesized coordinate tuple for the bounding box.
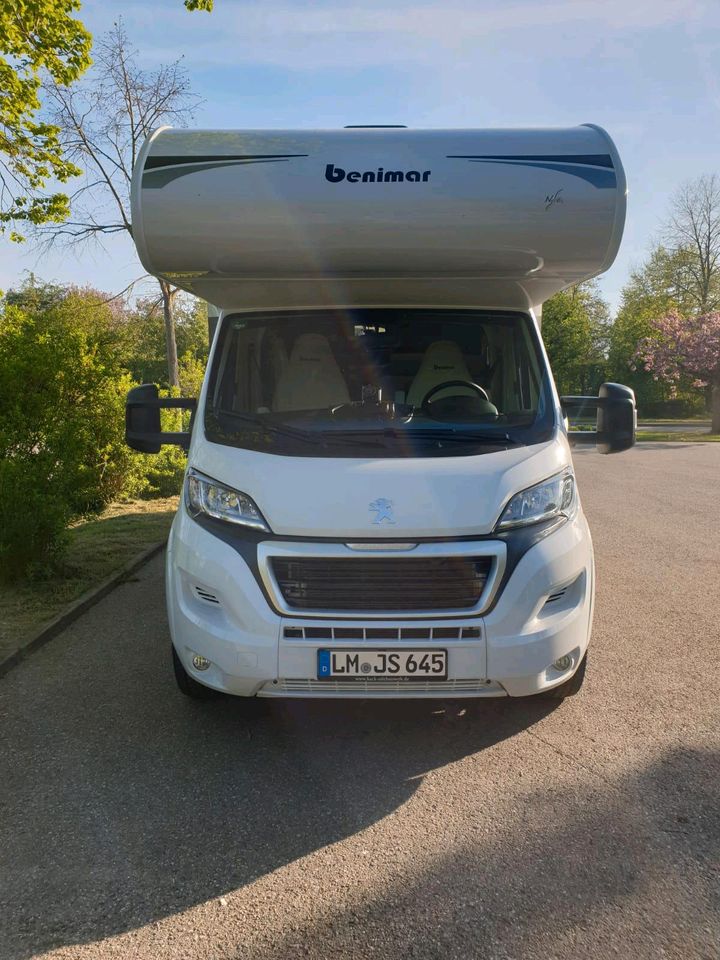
(636, 311, 720, 432)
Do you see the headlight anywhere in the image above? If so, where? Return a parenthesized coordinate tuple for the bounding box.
(185, 469, 270, 532)
(496, 469, 576, 530)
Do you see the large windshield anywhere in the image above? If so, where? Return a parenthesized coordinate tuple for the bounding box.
(204, 309, 554, 457)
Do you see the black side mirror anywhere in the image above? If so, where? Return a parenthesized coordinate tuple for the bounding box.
(596, 382, 636, 454)
(125, 383, 197, 453)
(561, 382, 636, 455)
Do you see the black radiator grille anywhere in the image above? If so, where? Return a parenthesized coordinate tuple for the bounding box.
(271, 556, 493, 611)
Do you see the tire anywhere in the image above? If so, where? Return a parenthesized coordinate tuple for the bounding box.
(172, 646, 221, 700)
(542, 651, 587, 700)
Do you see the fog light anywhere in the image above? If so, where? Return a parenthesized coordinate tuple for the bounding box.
(553, 654, 573, 672)
(192, 654, 211, 671)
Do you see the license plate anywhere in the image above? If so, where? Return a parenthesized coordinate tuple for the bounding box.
(317, 649, 447, 680)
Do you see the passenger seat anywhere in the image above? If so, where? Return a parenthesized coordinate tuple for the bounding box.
(273, 333, 351, 411)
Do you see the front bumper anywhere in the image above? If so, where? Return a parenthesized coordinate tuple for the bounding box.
(166, 507, 593, 699)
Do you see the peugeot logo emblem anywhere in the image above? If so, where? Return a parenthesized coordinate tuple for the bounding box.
(369, 498, 395, 525)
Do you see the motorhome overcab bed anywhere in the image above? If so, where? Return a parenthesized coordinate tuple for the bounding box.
(126, 125, 635, 704)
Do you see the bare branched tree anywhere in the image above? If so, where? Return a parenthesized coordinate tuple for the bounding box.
(663, 174, 720, 314)
(40, 21, 201, 387)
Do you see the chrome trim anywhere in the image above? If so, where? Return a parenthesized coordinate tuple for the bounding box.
(345, 542, 417, 551)
(257, 540, 507, 620)
(259, 678, 506, 698)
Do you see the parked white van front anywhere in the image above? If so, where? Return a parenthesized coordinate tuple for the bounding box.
(126, 125, 635, 704)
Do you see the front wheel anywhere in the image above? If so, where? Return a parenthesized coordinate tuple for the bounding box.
(542, 652, 587, 700)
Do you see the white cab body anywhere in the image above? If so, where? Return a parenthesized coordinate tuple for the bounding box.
(131, 126, 627, 699)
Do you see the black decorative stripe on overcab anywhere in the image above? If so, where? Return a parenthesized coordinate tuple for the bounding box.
(144, 153, 309, 169)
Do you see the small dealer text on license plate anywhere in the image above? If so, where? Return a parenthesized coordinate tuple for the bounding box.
(317, 649, 447, 680)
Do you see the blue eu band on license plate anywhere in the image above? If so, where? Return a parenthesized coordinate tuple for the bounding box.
(317, 648, 448, 680)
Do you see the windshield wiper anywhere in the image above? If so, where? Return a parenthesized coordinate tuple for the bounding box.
(317, 432, 391, 450)
(213, 412, 521, 449)
(406, 429, 521, 445)
(328, 427, 521, 446)
(214, 411, 390, 449)
(214, 409, 324, 445)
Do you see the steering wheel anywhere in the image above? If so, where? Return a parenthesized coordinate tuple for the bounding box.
(420, 379, 490, 416)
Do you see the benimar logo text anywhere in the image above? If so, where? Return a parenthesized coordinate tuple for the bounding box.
(325, 164, 431, 184)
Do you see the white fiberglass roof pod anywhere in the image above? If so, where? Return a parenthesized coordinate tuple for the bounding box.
(130, 125, 627, 312)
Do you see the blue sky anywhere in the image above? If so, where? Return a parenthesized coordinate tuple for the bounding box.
(3, 0, 720, 312)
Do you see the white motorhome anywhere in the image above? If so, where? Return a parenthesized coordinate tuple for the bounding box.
(126, 125, 635, 705)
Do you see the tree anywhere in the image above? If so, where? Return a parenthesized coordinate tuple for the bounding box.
(5, 273, 210, 392)
(615, 245, 698, 320)
(608, 247, 679, 409)
(0, 287, 136, 579)
(1, 275, 203, 515)
(663, 175, 720, 313)
(608, 174, 720, 415)
(607, 246, 707, 414)
(121, 292, 209, 387)
(0, 0, 91, 239)
(1, 0, 212, 240)
(39, 22, 201, 387)
(541, 281, 610, 396)
(636, 311, 720, 433)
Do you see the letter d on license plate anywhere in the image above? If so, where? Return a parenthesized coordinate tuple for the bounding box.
(317, 649, 447, 680)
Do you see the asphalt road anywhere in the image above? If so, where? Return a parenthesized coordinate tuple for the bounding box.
(1, 443, 718, 960)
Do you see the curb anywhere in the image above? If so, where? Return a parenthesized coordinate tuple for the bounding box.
(0, 541, 166, 680)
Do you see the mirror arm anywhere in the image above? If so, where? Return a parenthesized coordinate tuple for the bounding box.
(561, 384, 636, 454)
(126, 397, 197, 411)
(561, 396, 621, 411)
(125, 429, 193, 451)
(126, 395, 197, 452)
(561, 395, 598, 446)
(566, 429, 598, 446)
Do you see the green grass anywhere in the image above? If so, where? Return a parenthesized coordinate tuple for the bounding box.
(636, 431, 720, 442)
(0, 498, 178, 661)
(637, 417, 710, 424)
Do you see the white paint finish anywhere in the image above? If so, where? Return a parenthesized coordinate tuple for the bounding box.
(188, 432, 569, 539)
(166, 506, 591, 699)
(131, 125, 626, 310)
(483, 510, 593, 696)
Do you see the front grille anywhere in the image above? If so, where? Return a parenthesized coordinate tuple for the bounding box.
(270, 556, 493, 612)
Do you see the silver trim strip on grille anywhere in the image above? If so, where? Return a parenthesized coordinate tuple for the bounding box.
(257, 540, 506, 620)
(345, 541, 418, 551)
(259, 678, 506, 697)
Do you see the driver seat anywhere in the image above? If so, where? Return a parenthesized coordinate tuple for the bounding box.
(273, 333, 351, 411)
(406, 340, 481, 408)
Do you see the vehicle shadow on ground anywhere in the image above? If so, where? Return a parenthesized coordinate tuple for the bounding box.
(1, 670, 558, 958)
(245, 744, 720, 959)
(3, 642, 720, 960)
